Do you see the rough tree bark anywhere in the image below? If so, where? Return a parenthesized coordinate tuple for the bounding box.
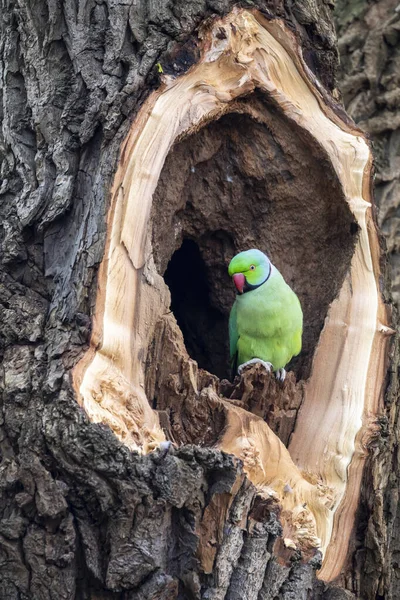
(0, 1, 397, 600)
(336, 3, 400, 597)
(337, 0, 400, 306)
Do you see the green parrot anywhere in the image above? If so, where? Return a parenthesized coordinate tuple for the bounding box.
(228, 249, 302, 381)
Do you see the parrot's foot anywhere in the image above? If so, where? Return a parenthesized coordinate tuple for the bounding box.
(275, 368, 286, 382)
(238, 359, 273, 375)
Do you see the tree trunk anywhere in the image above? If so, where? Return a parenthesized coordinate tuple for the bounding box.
(337, 0, 400, 307)
(0, 1, 395, 599)
(336, 3, 400, 598)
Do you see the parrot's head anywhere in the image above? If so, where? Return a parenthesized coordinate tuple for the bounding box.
(228, 249, 271, 294)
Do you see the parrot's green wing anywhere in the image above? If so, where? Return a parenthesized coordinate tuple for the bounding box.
(229, 302, 239, 376)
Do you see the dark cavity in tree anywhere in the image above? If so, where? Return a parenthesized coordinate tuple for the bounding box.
(151, 95, 357, 382)
(164, 239, 230, 378)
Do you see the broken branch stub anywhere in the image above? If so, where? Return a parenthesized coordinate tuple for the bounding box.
(73, 9, 390, 581)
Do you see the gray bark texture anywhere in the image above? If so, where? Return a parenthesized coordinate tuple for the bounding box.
(336, 5, 400, 598)
(0, 0, 396, 598)
(336, 0, 400, 305)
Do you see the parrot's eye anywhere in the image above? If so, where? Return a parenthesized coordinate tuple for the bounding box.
(250, 265, 256, 270)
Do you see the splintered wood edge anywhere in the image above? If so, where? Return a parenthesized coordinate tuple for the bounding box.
(72, 8, 390, 579)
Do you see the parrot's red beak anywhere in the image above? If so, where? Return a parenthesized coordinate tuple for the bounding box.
(233, 273, 245, 294)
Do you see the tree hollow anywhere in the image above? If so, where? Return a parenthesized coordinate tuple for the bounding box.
(152, 104, 356, 381)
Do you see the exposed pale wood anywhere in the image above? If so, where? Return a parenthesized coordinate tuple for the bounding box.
(73, 8, 389, 579)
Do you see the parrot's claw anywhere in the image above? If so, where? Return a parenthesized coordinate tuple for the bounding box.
(275, 368, 287, 382)
(238, 359, 273, 375)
